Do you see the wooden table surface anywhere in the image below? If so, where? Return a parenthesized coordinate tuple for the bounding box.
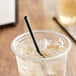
(0, 0, 76, 76)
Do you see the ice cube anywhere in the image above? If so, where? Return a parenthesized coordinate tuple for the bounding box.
(47, 39, 65, 53)
(43, 49, 60, 57)
(53, 39, 64, 47)
(38, 39, 49, 50)
(48, 40, 54, 45)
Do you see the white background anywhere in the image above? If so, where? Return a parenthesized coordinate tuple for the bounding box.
(0, 0, 15, 25)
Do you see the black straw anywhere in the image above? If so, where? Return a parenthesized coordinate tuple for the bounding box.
(24, 16, 45, 58)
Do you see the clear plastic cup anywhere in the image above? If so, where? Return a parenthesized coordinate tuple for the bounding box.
(11, 30, 71, 76)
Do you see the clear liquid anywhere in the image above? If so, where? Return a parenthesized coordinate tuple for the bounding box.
(16, 39, 67, 76)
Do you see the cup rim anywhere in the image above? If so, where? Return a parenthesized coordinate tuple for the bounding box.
(11, 30, 72, 60)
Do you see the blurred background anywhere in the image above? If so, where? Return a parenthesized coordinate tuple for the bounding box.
(0, 0, 76, 76)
